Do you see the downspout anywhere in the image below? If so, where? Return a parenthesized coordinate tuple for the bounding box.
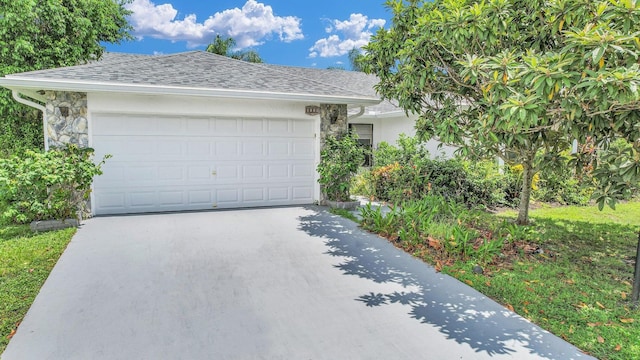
(348, 105, 365, 121)
(12, 90, 49, 151)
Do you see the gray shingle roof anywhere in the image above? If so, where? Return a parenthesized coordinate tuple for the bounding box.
(259, 63, 402, 114)
(6, 51, 379, 101)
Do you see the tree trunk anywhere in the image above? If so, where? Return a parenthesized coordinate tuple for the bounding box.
(516, 159, 535, 225)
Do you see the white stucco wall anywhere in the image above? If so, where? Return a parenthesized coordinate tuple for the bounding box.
(349, 113, 457, 159)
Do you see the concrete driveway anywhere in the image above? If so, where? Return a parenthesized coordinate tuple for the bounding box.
(2, 206, 593, 360)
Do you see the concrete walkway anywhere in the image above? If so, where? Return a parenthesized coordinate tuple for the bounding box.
(2, 206, 594, 360)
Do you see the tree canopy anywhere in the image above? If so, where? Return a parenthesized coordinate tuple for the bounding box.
(363, 0, 640, 224)
(0, 0, 133, 155)
(205, 35, 263, 63)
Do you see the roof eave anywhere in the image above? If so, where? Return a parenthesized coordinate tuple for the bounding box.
(0, 77, 382, 106)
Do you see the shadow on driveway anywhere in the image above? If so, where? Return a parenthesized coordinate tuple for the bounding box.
(298, 207, 593, 360)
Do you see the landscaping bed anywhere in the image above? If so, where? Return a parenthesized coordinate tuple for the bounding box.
(352, 199, 640, 360)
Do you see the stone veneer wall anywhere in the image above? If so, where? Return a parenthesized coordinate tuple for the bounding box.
(319, 103, 348, 143)
(45, 91, 88, 149)
(319, 104, 348, 203)
(44, 91, 91, 218)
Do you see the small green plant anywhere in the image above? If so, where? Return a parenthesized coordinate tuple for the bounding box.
(474, 238, 505, 265)
(440, 224, 477, 259)
(317, 133, 366, 202)
(0, 144, 110, 223)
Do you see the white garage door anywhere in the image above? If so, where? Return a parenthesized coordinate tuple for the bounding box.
(91, 113, 316, 215)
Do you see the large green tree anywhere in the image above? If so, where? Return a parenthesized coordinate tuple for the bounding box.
(363, 0, 640, 224)
(206, 35, 263, 63)
(0, 0, 133, 155)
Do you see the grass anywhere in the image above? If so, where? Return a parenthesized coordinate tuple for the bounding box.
(467, 202, 640, 359)
(357, 200, 640, 360)
(0, 224, 75, 353)
(329, 207, 360, 222)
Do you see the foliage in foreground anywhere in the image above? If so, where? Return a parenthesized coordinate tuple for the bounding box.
(0, 145, 109, 223)
(0, 225, 75, 353)
(0, 0, 133, 155)
(357, 198, 640, 359)
(317, 133, 366, 202)
(363, 0, 640, 224)
(355, 135, 599, 208)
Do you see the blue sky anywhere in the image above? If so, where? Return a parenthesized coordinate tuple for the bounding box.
(105, 0, 391, 69)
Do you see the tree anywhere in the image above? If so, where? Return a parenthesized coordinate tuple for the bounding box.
(0, 0, 133, 156)
(348, 48, 365, 72)
(363, 0, 640, 225)
(205, 35, 263, 63)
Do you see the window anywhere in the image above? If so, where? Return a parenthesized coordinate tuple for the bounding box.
(348, 124, 373, 167)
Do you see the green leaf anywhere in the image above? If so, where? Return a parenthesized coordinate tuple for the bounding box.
(591, 47, 605, 65)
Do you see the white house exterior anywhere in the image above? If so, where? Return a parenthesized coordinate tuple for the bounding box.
(0, 51, 448, 215)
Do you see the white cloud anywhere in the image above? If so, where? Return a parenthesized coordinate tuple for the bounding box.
(309, 14, 385, 58)
(127, 0, 304, 48)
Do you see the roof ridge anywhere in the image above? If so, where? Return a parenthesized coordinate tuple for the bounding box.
(191, 51, 373, 98)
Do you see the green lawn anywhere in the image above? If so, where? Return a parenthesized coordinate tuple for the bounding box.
(0, 224, 75, 353)
(448, 202, 640, 360)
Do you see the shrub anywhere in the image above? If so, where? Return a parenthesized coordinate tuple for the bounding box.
(530, 152, 595, 205)
(370, 137, 508, 208)
(0, 144, 109, 223)
(350, 168, 375, 198)
(317, 133, 366, 202)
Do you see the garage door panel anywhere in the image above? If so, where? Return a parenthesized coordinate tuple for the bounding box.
(292, 164, 314, 178)
(187, 166, 213, 180)
(292, 186, 314, 201)
(268, 141, 290, 156)
(130, 192, 156, 208)
(186, 118, 212, 132)
(127, 166, 157, 181)
(241, 141, 266, 157)
(215, 165, 239, 181)
(159, 191, 184, 206)
(243, 188, 266, 202)
(187, 142, 213, 157)
(268, 119, 289, 134)
(268, 164, 289, 178)
(242, 165, 265, 180)
(188, 189, 213, 203)
(214, 141, 239, 157)
(292, 119, 315, 135)
(293, 141, 314, 157)
(92, 114, 316, 214)
(216, 189, 239, 204)
(242, 119, 265, 133)
(158, 166, 184, 181)
(214, 119, 240, 134)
